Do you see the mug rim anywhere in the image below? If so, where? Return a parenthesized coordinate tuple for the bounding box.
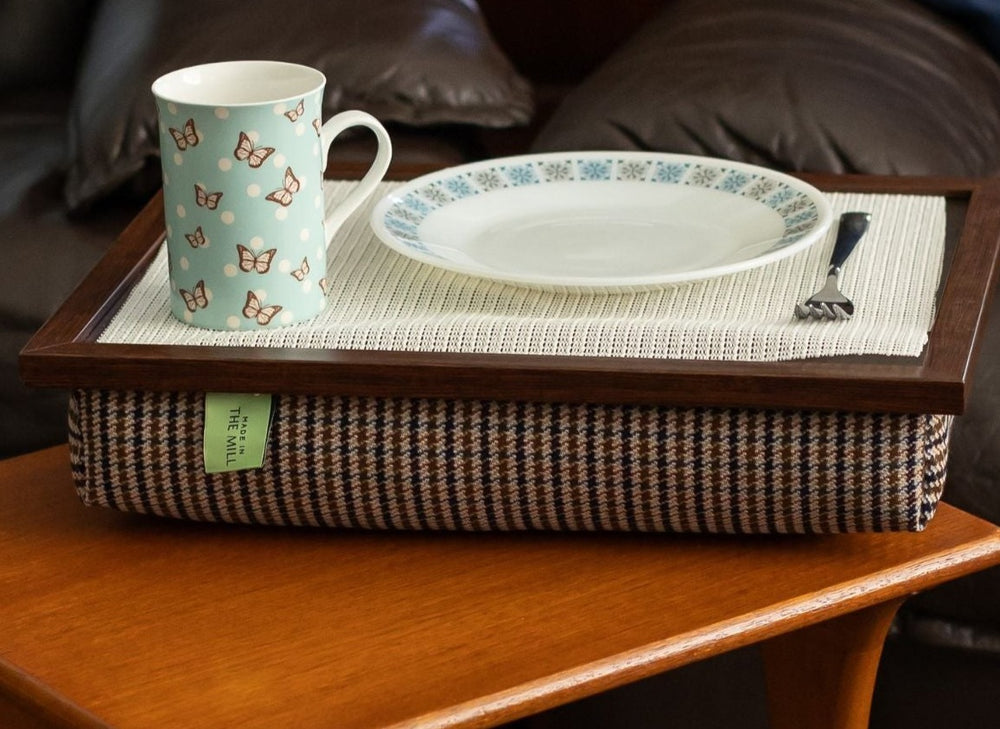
(151, 60, 326, 107)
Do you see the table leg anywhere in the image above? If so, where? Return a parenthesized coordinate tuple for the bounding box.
(761, 597, 905, 729)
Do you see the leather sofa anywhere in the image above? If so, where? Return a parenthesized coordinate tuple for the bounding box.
(3, 0, 1000, 726)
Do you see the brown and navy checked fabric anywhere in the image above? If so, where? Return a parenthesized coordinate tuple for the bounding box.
(67, 389, 953, 533)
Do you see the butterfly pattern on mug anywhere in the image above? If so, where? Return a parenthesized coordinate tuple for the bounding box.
(156, 86, 344, 329)
(180, 280, 209, 312)
(184, 226, 208, 248)
(237, 244, 277, 274)
(266, 167, 300, 207)
(243, 290, 282, 325)
(290, 257, 309, 281)
(194, 184, 223, 210)
(169, 118, 199, 150)
(234, 131, 275, 168)
(284, 99, 305, 122)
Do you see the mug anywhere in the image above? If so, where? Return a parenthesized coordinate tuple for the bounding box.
(152, 60, 392, 330)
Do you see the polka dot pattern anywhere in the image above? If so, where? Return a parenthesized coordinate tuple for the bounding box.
(155, 87, 387, 330)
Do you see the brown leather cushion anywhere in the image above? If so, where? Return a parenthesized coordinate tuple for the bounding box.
(0, 0, 95, 92)
(64, 0, 533, 211)
(531, 0, 1000, 177)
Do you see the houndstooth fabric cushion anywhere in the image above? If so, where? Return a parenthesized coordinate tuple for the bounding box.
(68, 389, 952, 533)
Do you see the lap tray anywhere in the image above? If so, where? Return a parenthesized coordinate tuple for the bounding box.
(21, 175, 1000, 533)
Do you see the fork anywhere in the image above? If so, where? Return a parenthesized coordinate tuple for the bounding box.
(794, 211, 872, 320)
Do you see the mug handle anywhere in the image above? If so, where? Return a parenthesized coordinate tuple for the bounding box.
(320, 110, 393, 245)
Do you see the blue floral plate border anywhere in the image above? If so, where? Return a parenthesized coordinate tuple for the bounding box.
(370, 152, 833, 291)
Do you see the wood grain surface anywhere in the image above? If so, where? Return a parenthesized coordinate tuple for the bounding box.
(2, 446, 999, 728)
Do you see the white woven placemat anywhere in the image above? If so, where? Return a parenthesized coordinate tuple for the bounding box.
(98, 181, 945, 361)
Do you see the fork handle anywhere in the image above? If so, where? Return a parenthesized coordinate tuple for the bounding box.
(829, 212, 871, 272)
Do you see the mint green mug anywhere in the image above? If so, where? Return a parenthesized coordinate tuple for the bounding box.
(152, 61, 392, 330)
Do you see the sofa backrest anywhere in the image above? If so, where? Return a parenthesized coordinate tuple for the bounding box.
(478, 0, 665, 83)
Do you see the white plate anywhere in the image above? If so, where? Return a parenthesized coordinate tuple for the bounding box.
(370, 152, 833, 291)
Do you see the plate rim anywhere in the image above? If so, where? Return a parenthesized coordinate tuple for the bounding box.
(369, 151, 834, 291)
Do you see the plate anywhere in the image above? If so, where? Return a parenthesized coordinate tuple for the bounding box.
(370, 152, 833, 291)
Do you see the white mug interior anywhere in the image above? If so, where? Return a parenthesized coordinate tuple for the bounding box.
(152, 60, 325, 106)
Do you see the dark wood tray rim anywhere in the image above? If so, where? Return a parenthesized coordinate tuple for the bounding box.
(20, 172, 1000, 415)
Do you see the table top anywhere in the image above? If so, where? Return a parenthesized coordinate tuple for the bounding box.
(3, 445, 1000, 729)
(18, 174, 1000, 415)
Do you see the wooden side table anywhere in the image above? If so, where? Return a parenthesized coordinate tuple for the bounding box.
(2, 446, 999, 729)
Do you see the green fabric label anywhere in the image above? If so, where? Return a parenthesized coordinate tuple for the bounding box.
(203, 393, 273, 473)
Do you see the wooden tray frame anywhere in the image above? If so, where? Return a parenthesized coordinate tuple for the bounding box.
(19, 173, 1000, 415)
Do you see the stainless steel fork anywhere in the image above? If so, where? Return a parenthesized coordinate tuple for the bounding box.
(794, 211, 871, 321)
